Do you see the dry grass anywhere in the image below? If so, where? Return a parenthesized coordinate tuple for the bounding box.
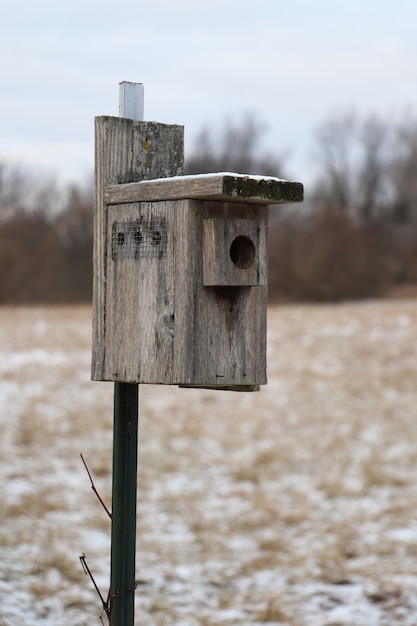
(1, 301, 417, 624)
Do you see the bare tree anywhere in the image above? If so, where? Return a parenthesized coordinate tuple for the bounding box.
(312, 112, 357, 215)
(185, 113, 287, 177)
(389, 118, 417, 222)
(311, 112, 391, 222)
(358, 115, 391, 221)
(0, 167, 93, 304)
(55, 180, 93, 301)
(0, 161, 62, 220)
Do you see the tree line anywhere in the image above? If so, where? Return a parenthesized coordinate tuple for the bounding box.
(1, 110, 417, 304)
(0, 169, 92, 303)
(269, 110, 417, 301)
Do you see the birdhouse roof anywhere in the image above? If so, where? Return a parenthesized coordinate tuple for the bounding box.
(105, 172, 303, 206)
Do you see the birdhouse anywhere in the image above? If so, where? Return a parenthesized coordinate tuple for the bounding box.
(91, 117, 303, 391)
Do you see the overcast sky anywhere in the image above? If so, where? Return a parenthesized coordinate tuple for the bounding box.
(1, 0, 416, 186)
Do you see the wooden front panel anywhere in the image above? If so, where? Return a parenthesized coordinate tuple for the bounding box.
(202, 218, 267, 286)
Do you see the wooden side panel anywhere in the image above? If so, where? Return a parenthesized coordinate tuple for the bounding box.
(175, 200, 268, 388)
(92, 116, 183, 381)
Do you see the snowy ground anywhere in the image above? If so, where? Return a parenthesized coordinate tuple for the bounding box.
(1, 301, 417, 625)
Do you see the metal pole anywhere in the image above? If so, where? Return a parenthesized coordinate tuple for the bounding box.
(109, 383, 138, 624)
(109, 81, 144, 626)
(119, 81, 144, 120)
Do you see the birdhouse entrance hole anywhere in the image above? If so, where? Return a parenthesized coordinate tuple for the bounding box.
(230, 235, 256, 269)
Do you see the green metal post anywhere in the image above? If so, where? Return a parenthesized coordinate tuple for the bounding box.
(109, 382, 138, 625)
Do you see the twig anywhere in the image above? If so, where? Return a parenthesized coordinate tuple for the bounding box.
(80, 453, 112, 519)
(80, 553, 110, 619)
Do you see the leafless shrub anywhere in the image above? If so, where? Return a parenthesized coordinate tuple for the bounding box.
(268, 209, 390, 302)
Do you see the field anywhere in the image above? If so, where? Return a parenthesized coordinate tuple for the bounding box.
(1, 301, 417, 625)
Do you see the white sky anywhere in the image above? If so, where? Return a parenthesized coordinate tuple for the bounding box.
(1, 0, 416, 186)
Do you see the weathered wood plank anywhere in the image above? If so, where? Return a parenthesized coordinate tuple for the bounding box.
(174, 200, 268, 388)
(92, 116, 184, 381)
(105, 173, 304, 206)
(105, 202, 176, 383)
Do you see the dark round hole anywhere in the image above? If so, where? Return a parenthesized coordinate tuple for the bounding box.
(150, 231, 161, 246)
(134, 230, 142, 245)
(117, 232, 125, 246)
(230, 235, 256, 269)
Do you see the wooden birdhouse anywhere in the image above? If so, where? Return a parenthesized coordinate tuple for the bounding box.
(92, 116, 303, 391)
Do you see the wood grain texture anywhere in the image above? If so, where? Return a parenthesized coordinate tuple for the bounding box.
(105, 173, 304, 206)
(97, 199, 268, 387)
(202, 218, 267, 286)
(173, 200, 268, 388)
(105, 202, 176, 383)
(92, 116, 184, 381)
